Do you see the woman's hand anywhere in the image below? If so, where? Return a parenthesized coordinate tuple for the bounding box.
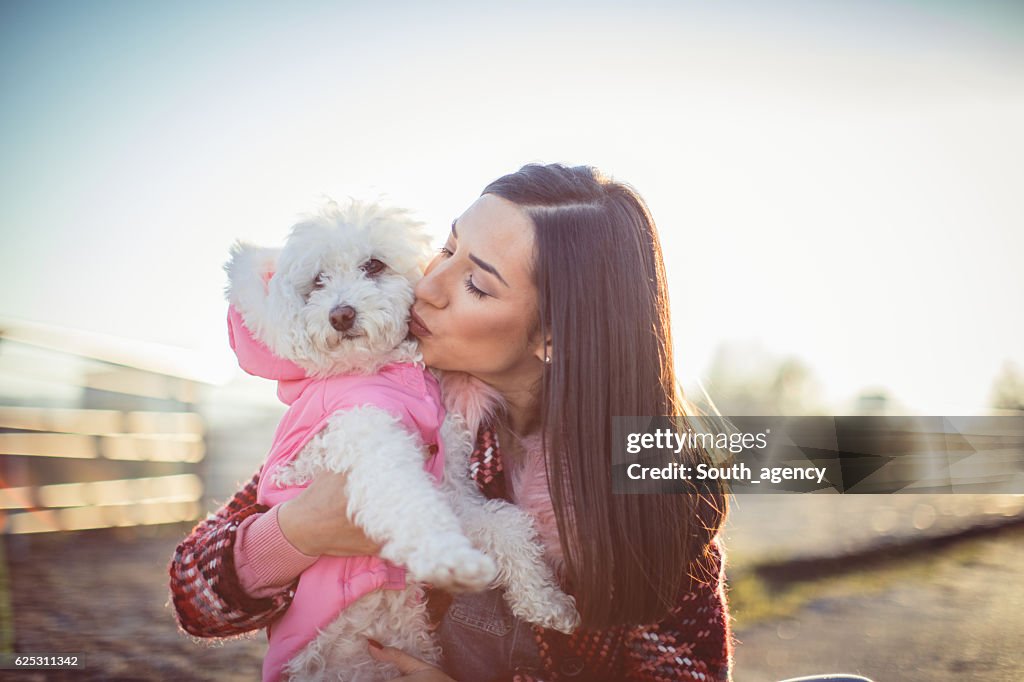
(276, 471, 382, 557)
(367, 641, 456, 681)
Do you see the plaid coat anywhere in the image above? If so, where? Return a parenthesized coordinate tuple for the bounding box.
(169, 428, 734, 681)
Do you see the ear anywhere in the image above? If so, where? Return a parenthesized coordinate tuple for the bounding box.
(223, 241, 281, 336)
(532, 335, 553, 365)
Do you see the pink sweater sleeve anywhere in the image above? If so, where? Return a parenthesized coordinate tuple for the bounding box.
(233, 505, 320, 599)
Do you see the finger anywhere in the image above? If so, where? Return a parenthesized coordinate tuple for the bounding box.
(366, 640, 434, 674)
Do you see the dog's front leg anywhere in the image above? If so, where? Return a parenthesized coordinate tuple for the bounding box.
(320, 406, 496, 591)
(439, 416, 580, 633)
(453, 492, 580, 634)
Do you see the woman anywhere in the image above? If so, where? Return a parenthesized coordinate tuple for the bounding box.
(170, 163, 734, 681)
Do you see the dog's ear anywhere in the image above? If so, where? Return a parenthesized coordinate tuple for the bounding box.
(224, 241, 280, 336)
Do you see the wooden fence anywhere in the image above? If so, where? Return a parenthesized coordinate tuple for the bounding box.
(0, 328, 208, 534)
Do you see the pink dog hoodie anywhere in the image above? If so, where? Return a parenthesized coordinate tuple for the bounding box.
(226, 305, 446, 682)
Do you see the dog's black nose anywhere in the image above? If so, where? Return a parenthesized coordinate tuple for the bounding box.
(330, 305, 357, 332)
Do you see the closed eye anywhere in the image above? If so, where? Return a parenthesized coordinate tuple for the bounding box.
(464, 276, 488, 299)
(438, 243, 488, 298)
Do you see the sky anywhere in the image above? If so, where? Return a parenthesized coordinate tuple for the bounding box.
(1, 0, 1022, 414)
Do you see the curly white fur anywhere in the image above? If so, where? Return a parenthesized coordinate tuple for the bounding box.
(226, 200, 429, 378)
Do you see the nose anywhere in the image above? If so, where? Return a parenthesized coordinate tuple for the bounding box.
(329, 305, 357, 332)
(414, 255, 449, 308)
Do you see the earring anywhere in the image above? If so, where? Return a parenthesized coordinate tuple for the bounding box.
(544, 355, 552, 364)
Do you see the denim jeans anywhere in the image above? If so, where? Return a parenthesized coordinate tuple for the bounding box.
(435, 588, 544, 682)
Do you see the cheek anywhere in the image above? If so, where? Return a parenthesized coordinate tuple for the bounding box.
(426, 302, 534, 371)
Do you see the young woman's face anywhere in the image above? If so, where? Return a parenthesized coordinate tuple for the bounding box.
(410, 194, 544, 385)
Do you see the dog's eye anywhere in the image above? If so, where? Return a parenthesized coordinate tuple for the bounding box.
(313, 272, 328, 289)
(361, 259, 386, 277)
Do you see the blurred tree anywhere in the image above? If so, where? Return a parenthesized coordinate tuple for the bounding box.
(989, 360, 1024, 411)
(853, 388, 891, 415)
(702, 341, 826, 415)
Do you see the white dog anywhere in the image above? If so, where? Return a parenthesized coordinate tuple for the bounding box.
(225, 200, 578, 682)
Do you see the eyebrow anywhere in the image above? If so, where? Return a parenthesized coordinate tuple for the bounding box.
(450, 219, 509, 288)
(470, 254, 509, 287)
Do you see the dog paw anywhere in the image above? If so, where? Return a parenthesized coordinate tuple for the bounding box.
(406, 540, 497, 591)
(508, 586, 580, 634)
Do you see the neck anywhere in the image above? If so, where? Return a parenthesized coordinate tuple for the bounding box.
(463, 360, 544, 436)
(494, 369, 544, 438)
(501, 386, 541, 437)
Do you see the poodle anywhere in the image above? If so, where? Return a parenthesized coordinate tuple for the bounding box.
(224, 199, 578, 682)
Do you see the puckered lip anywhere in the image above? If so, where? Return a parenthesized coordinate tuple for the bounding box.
(408, 307, 432, 337)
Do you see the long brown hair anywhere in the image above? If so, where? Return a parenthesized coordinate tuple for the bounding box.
(483, 163, 728, 629)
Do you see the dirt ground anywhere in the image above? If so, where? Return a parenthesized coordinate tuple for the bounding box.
(3, 522, 1024, 681)
(730, 522, 1024, 682)
(3, 524, 265, 681)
